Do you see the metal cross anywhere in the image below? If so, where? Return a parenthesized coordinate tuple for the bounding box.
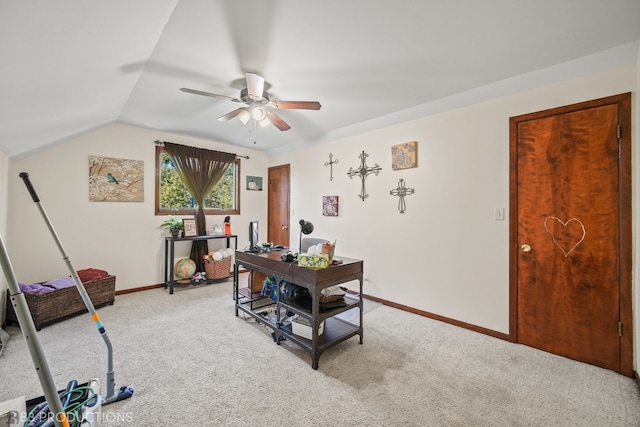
(324, 153, 339, 181)
(390, 179, 415, 213)
(347, 150, 382, 201)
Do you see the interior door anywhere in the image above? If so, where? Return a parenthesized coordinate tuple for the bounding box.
(509, 93, 632, 376)
(267, 164, 290, 246)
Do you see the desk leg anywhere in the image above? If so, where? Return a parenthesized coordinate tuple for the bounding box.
(311, 287, 320, 370)
(230, 237, 237, 298)
(233, 237, 237, 280)
(359, 275, 364, 344)
(233, 262, 239, 316)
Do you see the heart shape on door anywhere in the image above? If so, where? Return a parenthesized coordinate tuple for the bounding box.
(543, 216, 586, 258)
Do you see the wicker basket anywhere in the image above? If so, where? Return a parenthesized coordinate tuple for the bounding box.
(5, 275, 116, 330)
(204, 257, 231, 279)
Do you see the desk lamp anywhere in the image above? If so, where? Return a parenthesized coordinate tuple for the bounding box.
(299, 219, 314, 254)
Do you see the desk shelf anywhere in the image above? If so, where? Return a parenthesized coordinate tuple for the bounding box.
(280, 294, 361, 322)
(236, 287, 275, 321)
(237, 287, 264, 300)
(279, 316, 360, 351)
(237, 300, 279, 329)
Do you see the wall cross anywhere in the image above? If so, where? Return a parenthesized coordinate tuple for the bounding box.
(347, 150, 382, 201)
(390, 179, 415, 213)
(324, 153, 339, 181)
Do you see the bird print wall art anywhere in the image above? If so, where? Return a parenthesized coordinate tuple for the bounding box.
(89, 156, 144, 202)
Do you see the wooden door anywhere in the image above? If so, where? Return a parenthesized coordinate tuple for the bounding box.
(267, 164, 290, 247)
(509, 93, 632, 376)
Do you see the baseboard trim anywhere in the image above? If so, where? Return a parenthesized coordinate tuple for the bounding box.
(114, 271, 251, 295)
(635, 371, 640, 391)
(117, 278, 508, 341)
(361, 293, 510, 341)
(115, 283, 164, 295)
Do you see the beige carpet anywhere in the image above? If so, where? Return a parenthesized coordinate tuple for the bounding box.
(1, 275, 639, 426)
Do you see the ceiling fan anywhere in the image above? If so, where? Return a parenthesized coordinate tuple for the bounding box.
(180, 72, 321, 131)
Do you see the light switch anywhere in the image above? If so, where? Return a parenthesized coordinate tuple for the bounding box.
(494, 207, 505, 221)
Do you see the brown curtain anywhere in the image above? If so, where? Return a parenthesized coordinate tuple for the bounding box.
(164, 142, 236, 270)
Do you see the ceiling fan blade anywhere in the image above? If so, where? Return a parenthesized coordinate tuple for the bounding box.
(245, 73, 265, 100)
(217, 108, 250, 124)
(272, 100, 322, 110)
(265, 110, 291, 131)
(180, 88, 243, 103)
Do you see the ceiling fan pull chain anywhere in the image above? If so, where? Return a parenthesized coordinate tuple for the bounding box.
(251, 115, 257, 144)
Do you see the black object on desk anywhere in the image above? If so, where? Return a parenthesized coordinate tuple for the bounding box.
(245, 245, 287, 254)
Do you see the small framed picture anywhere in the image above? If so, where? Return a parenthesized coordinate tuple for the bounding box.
(323, 196, 339, 216)
(391, 141, 418, 170)
(182, 218, 198, 237)
(246, 176, 263, 191)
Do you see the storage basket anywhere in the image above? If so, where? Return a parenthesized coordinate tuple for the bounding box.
(5, 275, 116, 330)
(204, 257, 231, 279)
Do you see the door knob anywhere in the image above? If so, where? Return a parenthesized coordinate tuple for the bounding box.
(521, 244, 532, 253)
(282, 225, 288, 230)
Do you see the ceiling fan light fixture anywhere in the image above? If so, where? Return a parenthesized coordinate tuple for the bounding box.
(251, 106, 267, 121)
(237, 109, 250, 124)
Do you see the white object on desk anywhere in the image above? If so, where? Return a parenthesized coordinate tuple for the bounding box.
(306, 243, 323, 255)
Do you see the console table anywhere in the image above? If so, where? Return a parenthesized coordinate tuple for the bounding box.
(164, 234, 237, 294)
(234, 250, 364, 369)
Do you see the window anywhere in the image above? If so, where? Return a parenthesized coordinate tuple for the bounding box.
(155, 146, 240, 215)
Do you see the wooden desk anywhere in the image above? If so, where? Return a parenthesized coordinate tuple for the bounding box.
(234, 250, 364, 369)
(164, 234, 237, 294)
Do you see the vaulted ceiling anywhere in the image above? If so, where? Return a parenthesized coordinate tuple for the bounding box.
(2, 0, 639, 159)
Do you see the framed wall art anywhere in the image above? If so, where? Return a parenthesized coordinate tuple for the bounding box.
(246, 176, 263, 191)
(182, 218, 198, 237)
(322, 196, 339, 216)
(89, 156, 144, 202)
(391, 141, 418, 170)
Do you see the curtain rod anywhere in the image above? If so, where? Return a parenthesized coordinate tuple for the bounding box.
(154, 140, 249, 160)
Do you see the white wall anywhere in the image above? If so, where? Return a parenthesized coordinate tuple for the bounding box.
(6, 123, 268, 291)
(0, 149, 9, 324)
(270, 64, 638, 338)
